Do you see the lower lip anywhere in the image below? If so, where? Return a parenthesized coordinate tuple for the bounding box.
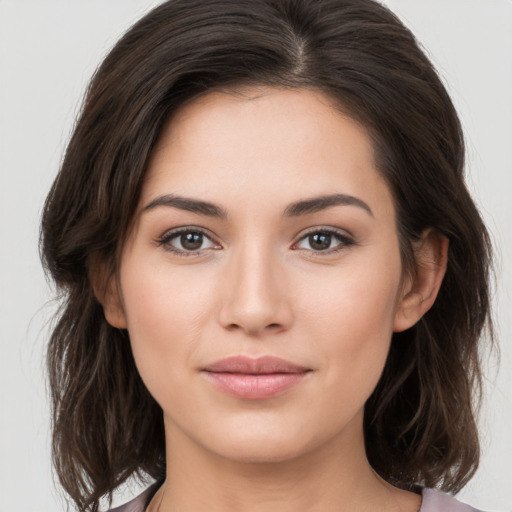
(202, 371, 310, 400)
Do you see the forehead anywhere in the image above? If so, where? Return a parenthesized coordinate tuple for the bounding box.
(142, 86, 394, 220)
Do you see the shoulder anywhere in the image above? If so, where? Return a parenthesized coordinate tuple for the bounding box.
(107, 483, 160, 512)
(420, 488, 486, 512)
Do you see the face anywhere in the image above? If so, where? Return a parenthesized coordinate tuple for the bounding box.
(106, 87, 416, 463)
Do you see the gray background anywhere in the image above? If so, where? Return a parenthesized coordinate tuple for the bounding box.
(1, 1, 511, 511)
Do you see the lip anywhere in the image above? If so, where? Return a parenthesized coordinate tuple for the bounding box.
(201, 356, 312, 400)
(203, 355, 310, 374)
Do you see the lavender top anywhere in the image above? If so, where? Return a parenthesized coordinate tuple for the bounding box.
(108, 485, 484, 512)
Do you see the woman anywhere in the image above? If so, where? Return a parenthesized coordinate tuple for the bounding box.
(40, 1, 493, 511)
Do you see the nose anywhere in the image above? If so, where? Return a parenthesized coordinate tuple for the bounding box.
(217, 243, 294, 336)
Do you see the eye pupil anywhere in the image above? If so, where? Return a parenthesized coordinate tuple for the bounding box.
(181, 232, 203, 250)
(309, 233, 331, 250)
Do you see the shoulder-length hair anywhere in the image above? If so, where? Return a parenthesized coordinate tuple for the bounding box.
(40, 1, 493, 510)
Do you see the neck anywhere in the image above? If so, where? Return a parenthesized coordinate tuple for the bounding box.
(152, 414, 420, 512)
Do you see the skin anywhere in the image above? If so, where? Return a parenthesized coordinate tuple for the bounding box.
(99, 87, 447, 512)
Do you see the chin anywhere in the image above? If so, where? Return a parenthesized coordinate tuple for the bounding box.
(196, 416, 334, 465)
(214, 439, 313, 465)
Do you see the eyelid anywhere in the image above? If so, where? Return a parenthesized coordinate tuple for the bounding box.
(156, 226, 222, 256)
(292, 226, 356, 254)
(155, 225, 355, 257)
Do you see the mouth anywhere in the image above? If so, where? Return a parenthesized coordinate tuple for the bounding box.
(201, 355, 312, 400)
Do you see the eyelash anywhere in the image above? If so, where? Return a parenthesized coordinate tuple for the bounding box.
(156, 226, 355, 257)
(156, 227, 218, 257)
(294, 228, 356, 256)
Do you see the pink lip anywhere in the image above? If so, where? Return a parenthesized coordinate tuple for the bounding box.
(201, 356, 312, 400)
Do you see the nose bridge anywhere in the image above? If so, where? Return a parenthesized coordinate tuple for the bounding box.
(218, 237, 292, 335)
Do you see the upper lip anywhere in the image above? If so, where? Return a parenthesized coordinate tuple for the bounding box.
(202, 356, 310, 374)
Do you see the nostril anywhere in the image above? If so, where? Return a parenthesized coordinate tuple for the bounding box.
(224, 321, 284, 335)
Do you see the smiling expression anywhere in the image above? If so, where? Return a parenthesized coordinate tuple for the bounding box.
(103, 87, 415, 463)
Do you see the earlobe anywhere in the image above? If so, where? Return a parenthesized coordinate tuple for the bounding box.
(393, 230, 448, 333)
(101, 277, 128, 329)
(89, 257, 127, 329)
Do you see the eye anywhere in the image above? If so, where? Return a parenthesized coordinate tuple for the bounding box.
(294, 229, 355, 253)
(157, 228, 220, 255)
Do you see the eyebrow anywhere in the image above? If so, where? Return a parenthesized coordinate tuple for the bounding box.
(143, 194, 228, 218)
(143, 193, 373, 218)
(283, 193, 373, 217)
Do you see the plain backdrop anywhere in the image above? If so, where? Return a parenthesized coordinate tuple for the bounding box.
(0, 1, 511, 511)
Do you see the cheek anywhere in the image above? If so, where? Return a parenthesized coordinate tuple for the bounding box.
(299, 257, 402, 394)
(303, 258, 401, 337)
(119, 261, 215, 392)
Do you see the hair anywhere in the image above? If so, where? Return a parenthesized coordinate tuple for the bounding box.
(40, 1, 493, 511)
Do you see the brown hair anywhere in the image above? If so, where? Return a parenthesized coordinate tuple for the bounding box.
(40, 1, 493, 510)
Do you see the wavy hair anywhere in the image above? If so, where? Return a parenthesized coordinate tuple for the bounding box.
(40, 1, 493, 510)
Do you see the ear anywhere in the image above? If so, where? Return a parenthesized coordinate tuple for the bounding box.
(89, 256, 127, 329)
(393, 229, 448, 332)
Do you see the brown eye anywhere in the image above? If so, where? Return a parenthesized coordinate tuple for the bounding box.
(295, 229, 355, 253)
(158, 228, 218, 255)
(180, 232, 204, 251)
(308, 233, 332, 251)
